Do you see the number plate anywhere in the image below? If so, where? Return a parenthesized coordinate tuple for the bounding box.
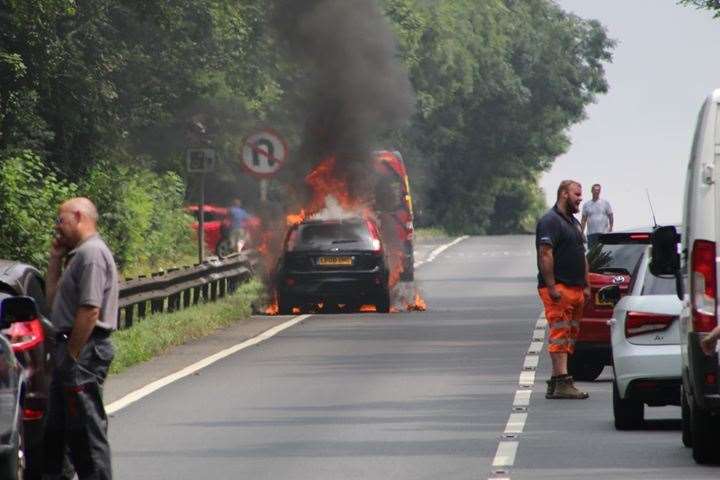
(318, 256, 353, 266)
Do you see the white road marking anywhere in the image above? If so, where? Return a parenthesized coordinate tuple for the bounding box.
(513, 389, 532, 407)
(414, 235, 470, 268)
(105, 314, 312, 414)
(504, 413, 528, 434)
(488, 313, 546, 479)
(492, 441, 519, 467)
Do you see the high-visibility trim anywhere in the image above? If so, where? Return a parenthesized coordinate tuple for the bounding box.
(549, 338, 570, 345)
(548, 320, 572, 329)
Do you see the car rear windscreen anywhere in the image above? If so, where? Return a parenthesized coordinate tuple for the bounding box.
(588, 243, 645, 274)
(297, 222, 371, 249)
(640, 268, 680, 295)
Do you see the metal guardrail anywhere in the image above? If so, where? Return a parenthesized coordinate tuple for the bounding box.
(117, 252, 257, 330)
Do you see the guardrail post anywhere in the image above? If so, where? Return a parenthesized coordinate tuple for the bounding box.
(138, 301, 146, 319)
(210, 281, 218, 301)
(124, 304, 134, 329)
(219, 278, 227, 298)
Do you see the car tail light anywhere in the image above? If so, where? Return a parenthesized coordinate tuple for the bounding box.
(625, 311, 676, 337)
(366, 220, 382, 252)
(691, 239, 717, 332)
(7, 319, 44, 352)
(23, 408, 44, 421)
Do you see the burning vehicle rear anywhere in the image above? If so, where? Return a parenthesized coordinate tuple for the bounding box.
(275, 216, 390, 314)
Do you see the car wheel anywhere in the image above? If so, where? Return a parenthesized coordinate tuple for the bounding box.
(375, 289, 391, 313)
(690, 401, 720, 464)
(613, 380, 643, 430)
(681, 386, 692, 448)
(568, 355, 604, 381)
(278, 295, 296, 315)
(0, 411, 25, 480)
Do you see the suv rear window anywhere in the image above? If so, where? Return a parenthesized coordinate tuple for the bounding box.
(588, 243, 645, 274)
(640, 270, 678, 295)
(289, 221, 373, 250)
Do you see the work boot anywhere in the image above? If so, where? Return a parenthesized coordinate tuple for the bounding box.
(545, 377, 556, 399)
(547, 375, 589, 399)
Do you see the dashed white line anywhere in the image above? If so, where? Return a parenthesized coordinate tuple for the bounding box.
(523, 355, 539, 370)
(504, 413, 528, 434)
(493, 441, 519, 467)
(105, 314, 312, 414)
(512, 389, 532, 407)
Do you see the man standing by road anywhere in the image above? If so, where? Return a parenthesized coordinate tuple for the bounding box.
(536, 180, 591, 400)
(581, 183, 613, 249)
(227, 197, 250, 252)
(44, 197, 118, 480)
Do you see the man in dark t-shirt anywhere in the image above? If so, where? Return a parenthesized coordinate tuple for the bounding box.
(536, 180, 591, 400)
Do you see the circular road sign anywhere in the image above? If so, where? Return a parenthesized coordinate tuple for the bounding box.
(241, 129, 288, 178)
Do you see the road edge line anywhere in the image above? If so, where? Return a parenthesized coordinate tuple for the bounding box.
(105, 314, 312, 414)
(414, 235, 469, 268)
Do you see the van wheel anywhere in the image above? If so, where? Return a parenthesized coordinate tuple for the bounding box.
(613, 380, 643, 430)
(690, 402, 720, 464)
(568, 355, 604, 381)
(681, 386, 692, 448)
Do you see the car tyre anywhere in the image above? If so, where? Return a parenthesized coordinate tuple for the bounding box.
(278, 295, 296, 315)
(681, 386, 692, 448)
(375, 289, 391, 313)
(568, 355, 604, 381)
(690, 401, 720, 464)
(613, 380, 643, 430)
(0, 411, 25, 480)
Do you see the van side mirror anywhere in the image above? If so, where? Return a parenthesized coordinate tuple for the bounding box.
(0, 296, 40, 329)
(649, 226, 681, 277)
(596, 285, 621, 307)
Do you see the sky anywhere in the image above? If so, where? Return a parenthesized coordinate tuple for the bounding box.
(541, 0, 720, 229)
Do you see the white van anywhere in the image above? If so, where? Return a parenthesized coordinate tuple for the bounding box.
(654, 89, 720, 465)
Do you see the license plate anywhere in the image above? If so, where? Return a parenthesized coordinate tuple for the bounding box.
(318, 256, 353, 266)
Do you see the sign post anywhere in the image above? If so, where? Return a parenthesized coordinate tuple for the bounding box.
(187, 149, 216, 263)
(241, 129, 288, 203)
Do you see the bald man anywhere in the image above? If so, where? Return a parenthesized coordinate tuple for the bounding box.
(44, 197, 117, 480)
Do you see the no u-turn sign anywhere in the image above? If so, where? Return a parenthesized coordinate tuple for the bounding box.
(241, 129, 288, 178)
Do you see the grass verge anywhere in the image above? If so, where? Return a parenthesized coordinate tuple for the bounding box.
(414, 227, 449, 242)
(109, 279, 263, 375)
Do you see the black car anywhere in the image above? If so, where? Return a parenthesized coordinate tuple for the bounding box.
(275, 217, 391, 314)
(0, 306, 24, 479)
(0, 261, 55, 479)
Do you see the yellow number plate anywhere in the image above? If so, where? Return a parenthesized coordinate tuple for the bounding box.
(318, 256, 353, 266)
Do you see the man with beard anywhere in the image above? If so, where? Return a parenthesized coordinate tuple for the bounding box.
(536, 180, 591, 400)
(44, 197, 117, 479)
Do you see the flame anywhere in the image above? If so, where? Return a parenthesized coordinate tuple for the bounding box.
(359, 304, 377, 313)
(265, 294, 279, 315)
(407, 293, 427, 312)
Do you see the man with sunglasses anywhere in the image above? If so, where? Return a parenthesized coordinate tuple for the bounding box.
(44, 197, 118, 480)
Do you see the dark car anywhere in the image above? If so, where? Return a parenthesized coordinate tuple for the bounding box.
(0, 309, 24, 479)
(275, 217, 391, 314)
(0, 261, 55, 479)
(569, 233, 647, 381)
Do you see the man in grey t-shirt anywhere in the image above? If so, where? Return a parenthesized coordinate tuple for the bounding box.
(44, 197, 117, 480)
(581, 183, 614, 249)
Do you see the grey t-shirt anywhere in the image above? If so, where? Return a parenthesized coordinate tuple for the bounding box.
(51, 235, 119, 332)
(582, 199, 613, 235)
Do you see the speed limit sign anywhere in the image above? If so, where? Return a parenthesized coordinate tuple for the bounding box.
(241, 129, 288, 178)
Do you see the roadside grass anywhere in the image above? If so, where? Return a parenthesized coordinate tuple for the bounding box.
(109, 279, 263, 375)
(414, 227, 448, 242)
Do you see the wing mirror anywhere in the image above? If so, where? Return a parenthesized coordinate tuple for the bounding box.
(596, 285, 621, 307)
(0, 296, 40, 330)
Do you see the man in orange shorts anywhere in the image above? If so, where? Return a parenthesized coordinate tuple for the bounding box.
(536, 180, 591, 399)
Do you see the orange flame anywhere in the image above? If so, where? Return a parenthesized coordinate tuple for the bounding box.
(407, 293, 427, 312)
(359, 304, 377, 313)
(265, 297, 279, 316)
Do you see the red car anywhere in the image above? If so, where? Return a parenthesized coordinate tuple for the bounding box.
(185, 205, 228, 254)
(570, 236, 646, 380)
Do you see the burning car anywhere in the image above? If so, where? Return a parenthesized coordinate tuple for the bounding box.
(275, 216, 391, 314)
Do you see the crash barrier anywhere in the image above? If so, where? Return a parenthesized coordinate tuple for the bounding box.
(117, 252, 258, 330)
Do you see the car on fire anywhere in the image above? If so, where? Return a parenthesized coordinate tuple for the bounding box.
(569, 230, 647, 381)
(275, 216, 391, 314)
(0, 261, 56, 479)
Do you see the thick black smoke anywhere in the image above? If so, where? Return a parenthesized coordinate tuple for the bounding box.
(273, 0, 415, 203)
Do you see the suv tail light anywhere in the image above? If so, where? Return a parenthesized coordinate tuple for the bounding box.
(6, 319, 44, 352)
(691, 239, 717, 332)
(366, 220, 382, 252)
(625, 311, 676, 337)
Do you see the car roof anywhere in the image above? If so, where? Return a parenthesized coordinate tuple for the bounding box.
(0, 260, 37, 295)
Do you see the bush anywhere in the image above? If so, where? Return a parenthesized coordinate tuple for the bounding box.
(0, 151, 77, 267)
(80, 162, 196, 273)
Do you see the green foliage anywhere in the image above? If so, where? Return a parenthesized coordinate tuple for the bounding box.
(80, 162, 195, 273)
(0, 151, 77, 267)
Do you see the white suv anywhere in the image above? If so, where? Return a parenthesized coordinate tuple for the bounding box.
(608, 245, 683, 430)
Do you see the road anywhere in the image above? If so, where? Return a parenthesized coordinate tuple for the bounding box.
(109, 236, 718, 479)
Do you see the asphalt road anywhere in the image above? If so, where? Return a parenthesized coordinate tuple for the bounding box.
(109, 236, 718, 479)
